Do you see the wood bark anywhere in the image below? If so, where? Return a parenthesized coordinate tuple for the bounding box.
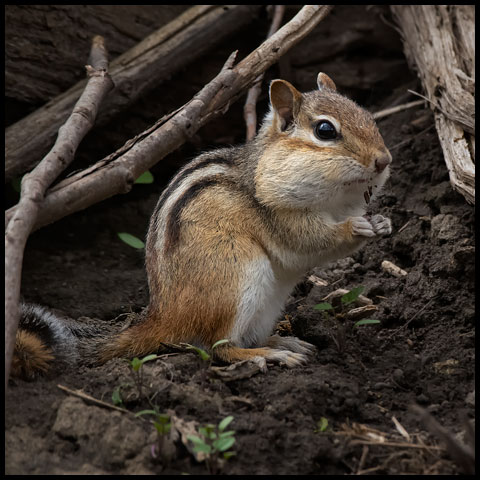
(5, 5, 262, 183)
(5, 36, 113, 387)
(243, 5, 286, 141)
(391, 5, 475, 204)
(6, 5, 333, 233)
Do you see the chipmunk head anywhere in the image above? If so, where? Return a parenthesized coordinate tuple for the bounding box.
(255, 73, 391, 219)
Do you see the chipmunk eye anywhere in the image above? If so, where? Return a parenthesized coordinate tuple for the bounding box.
(314, 120, 337, 140)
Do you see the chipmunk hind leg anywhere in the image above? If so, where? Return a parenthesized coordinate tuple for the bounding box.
(213, 344, 309, 372)
(97, 317, 171, 364)
(266, 334, 317, 356)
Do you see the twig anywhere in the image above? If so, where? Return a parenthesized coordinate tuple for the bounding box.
(5, 36, 113, 388)
(373, 99, 425, 120)
(57, 384, 131, 414)
(385, 297, 436, 341)
(356, 444, 369, 474)
(5, 5, 333, 232)
(243, 5, 286, 141)
(349, 439, 443, 450)
(410, 404, 475, 474)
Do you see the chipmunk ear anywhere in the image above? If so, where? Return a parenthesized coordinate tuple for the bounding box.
(269, 79, 303, 131)
(317, 72, 336, 91)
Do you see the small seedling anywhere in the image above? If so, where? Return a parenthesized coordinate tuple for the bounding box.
(314, 416, 330, 433)
(111, 384, 128, 408)
(136, 410, 174, 465)
(314, 286, 380, 351)
(187, 416, 236, 474)
(183, 339, 230, 367)
(127, 353, 158, 399)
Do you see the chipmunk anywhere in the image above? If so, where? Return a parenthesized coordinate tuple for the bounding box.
(13, 72, 391, 378)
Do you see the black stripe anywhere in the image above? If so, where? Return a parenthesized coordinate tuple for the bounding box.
(151, 157, 234, 223)
(163, 176, 228, 254)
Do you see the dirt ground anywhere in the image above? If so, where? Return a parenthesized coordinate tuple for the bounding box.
(5, 6, 475, 476)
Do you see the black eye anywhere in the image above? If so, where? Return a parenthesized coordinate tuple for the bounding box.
(314, 120, 337, 140)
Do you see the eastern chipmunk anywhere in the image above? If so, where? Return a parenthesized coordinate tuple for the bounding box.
(13, 72, 392, 378)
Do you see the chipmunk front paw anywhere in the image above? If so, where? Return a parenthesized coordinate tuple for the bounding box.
(370, 215, 392, 235)
(351, 216, 376, 238)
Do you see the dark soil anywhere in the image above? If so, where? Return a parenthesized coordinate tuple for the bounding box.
(5, 6, 475, 476)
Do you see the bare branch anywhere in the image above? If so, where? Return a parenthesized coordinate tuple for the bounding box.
(243, 5, 286, 141)
(5, 36, 113, 387)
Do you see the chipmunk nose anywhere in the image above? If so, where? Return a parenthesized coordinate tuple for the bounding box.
(374, 151, 392, 173)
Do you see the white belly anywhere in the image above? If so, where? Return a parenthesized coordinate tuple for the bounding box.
(230, 257, 300, 347)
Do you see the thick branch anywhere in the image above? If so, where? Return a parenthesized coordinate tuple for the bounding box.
(391, 5, 475, 204)
(5, 5, 262, 183)
(5, 36, 113, 387)
(6, 5, 333, 232)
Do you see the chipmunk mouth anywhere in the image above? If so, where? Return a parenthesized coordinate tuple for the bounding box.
(363, 185, 373, 204)
(342, 179, 376, 205)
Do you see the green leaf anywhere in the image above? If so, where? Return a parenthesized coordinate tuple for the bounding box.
(188, 436, 211, 454)
(214, 436, 235, 452)
(211, 339, 230, 350)
(117, 232, 145, 249)
(199, 425, 216, 439)
(193, 443, 212, 454)
(139, 354, 158, 365)
(341, 286, 364, 305)
(314, 302, 333, 311)
(354, 318, 381, 327)
(223, 451, 236, 460)
(130, 357, 142, 371)
(318, 417, 329, 432)
(218, 416, 234, 431)
(135, 170, 154, 184)
(111, 386, 123, 406)
(154, 420, 171, 435)
(187, 435, 204, 445)
(135, 409, 158, 417)
(156, 413, 170, 423)
(185, 344, 210, 361)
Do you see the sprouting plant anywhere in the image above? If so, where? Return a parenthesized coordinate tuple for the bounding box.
(314, 416, 330, 433)
(112, 384, 127, 408)
(136, 409, 174, 465)
(187, 416, 236, 474)
(127, 353, 158, 399)
(183, 339, 230, 368)
(314, 286, 380, 351)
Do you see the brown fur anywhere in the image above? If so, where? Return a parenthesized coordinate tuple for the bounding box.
(12, 330, 54, 380)
(95, 72, 391, 367)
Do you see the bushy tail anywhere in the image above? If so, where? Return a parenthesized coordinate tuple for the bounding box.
(12, 328, 55, 380)
(12, 303, 112, 380)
